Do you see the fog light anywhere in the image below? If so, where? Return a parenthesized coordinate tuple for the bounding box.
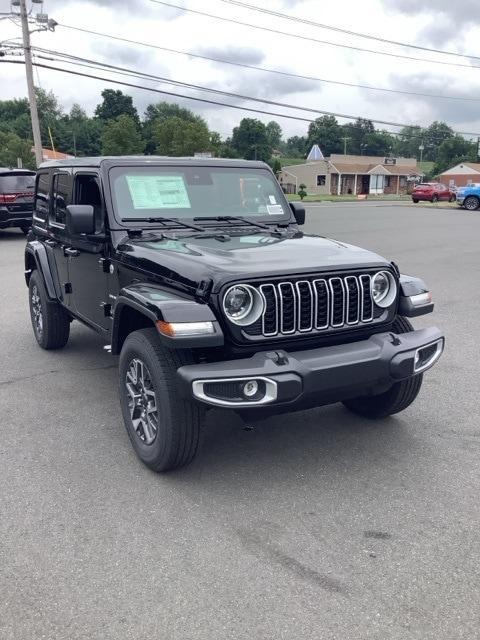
(242, 380, 259, 397)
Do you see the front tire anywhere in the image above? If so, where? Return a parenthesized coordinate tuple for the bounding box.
(119, 328, 204, 472)
(28, 270, 70, 350)
(464, 196, 480, 211)
(343, 317, 423, 419)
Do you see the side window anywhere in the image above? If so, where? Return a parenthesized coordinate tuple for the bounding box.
(34, 172, 50, 220)
(51, 173, 71, 226)
(74, 174, 104, 233)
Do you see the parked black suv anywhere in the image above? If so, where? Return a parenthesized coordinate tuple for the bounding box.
(25, 157, 444, 471)
(0, 168, 36, 234)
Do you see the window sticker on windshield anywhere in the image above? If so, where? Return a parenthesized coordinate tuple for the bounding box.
(269, 195, 277, 205)
(267, 204, 284, 215)
(126, 175, 191, 209)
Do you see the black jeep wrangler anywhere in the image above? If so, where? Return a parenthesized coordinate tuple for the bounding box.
(25, 157, 444, 471)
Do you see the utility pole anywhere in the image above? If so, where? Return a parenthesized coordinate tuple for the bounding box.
(19, 0, 43, 167)
(341, 137, 350, 155)
(419, 142, 424, 164)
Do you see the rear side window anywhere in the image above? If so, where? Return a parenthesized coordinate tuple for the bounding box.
(0, 173, 35, 192)
(51, 173, 71, 226)
(34, 172, 50, 220)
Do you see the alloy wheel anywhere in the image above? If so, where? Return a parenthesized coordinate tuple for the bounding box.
(125, 358, 159, 445)
(31, 285, 43, 338)
(464, 197, 479, 211)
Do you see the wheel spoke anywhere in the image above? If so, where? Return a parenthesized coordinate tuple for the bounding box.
(124, 358, 159, 446)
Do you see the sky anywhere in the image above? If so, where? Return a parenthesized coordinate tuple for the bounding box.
(1, 0, 480, 142)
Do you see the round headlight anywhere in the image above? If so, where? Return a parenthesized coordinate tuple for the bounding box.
(223, 284, 264, 326)
(371, 271, 397, 308)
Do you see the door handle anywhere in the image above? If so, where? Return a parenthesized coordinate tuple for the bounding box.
(64, 247, 80, 257)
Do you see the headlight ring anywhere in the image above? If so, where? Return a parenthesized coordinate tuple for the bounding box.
(223, 284, 265, 326)
(371, 271, 397, 308)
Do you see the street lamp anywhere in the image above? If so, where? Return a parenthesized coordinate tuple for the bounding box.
(419, 143, 425, 164)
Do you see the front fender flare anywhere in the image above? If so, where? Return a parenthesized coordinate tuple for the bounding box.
(111, 283, 224, 353)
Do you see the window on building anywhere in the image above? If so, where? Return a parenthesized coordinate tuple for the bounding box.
(400, 177, 406, 187)
(50, 173, 71, 226)
(316, 175, 326, 186)
(384, 176, 391, 187)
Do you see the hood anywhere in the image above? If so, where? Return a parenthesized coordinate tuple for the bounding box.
(115, 230, 390, 293)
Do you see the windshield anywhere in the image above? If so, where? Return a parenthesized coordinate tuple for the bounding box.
(0, 173, 35, 192)
(109, 166, 290, 223)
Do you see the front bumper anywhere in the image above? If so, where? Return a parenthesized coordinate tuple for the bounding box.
(456, 197, 465, 206)
(177, 327, 444, 410)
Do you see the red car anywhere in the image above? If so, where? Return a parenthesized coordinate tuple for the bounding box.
(411, 182, 456, 203)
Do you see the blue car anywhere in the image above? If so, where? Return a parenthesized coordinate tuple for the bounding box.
(456, 183, 480, 211)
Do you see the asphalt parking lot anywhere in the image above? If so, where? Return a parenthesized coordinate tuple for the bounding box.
(1, 202, 479, 639)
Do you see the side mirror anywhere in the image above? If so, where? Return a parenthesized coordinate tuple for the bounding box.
(66, 205, 95, 235)
(290, 202, 305, 225)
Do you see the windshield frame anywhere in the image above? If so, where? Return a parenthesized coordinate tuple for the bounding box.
(107, 163, 293, 229)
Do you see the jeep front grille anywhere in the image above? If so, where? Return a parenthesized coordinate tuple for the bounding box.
(246, 274, 376, 337)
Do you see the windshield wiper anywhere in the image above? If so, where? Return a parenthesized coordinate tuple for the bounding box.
(122, 217, 204, 232)
(193, 215, 268, 230)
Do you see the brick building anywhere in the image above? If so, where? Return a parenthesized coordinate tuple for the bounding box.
(279, 154, 422, 196)
(438, 162, 480, 188)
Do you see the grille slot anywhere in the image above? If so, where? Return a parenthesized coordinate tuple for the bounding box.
(243, 273, 380, 337)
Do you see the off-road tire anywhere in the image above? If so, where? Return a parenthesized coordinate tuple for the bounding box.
(29, 270, 70, 350)
(119, 328, 204, 472)
(464, 196, 480, 211)
(343, 316, 423, 419)
(431, 195, 438, 203)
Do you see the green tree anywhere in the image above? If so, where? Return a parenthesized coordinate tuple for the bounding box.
(341, 118, 375, 155)
(231, 118, 272, 161)
(298, 183, 307, 200)
(0, 131, 35, 169)
(95, 89, 139, 125)
(307, 116, 342, 156)
(393, 126, 423, 158)
(153, 116, 211, 156)
(143, 101, 204, 153)
(56, 104, 103, 156)
(422, 121, 454, 162)
(101, 114, 145, 155)
(433, 136, 476, 175)
(265, 120, 282, 149)
(285, 135, 307, 157)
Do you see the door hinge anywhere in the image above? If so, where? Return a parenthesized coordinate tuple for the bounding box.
(98, 257, 111, 273)
(64, 283, 72, 294)
(100, 302, 112, 317)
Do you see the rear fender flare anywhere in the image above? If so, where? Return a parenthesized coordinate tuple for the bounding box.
(24, 241, 59, 300)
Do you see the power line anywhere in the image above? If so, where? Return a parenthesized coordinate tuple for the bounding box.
(149, 0, 480, 72)
(27, 46, 480, 136)
(2, 56, 479, 140)
(220, 0, 480, 62)
(54, 24, 480, 105)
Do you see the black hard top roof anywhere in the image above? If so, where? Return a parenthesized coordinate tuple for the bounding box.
(39, 156, 269, 170)
(0, 167, 36, 174)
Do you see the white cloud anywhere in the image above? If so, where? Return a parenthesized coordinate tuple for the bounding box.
(1, 0, 480, 141)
